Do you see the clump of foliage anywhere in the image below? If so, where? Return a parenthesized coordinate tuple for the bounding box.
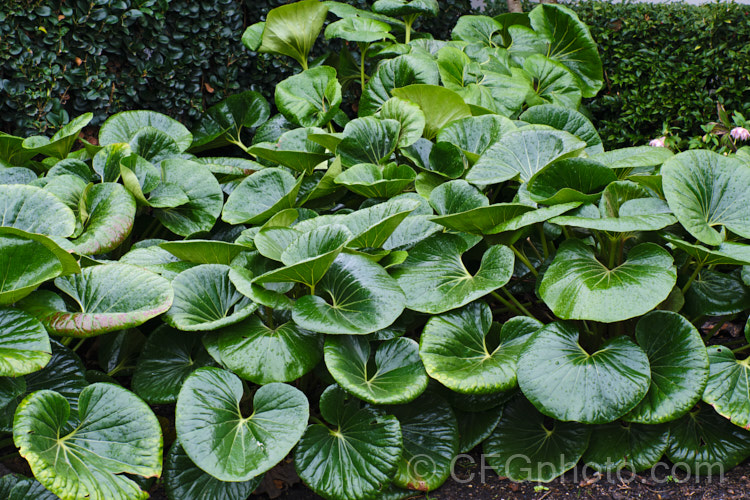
(1, 1, 750, 499)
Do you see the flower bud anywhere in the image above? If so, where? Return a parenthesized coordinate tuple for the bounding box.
(730, 126, 750, 141)
(648, 136, 667, 148)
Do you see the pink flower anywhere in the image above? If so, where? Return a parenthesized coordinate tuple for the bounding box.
(649, 136, 667, 147)
(730, 127, 750, 141)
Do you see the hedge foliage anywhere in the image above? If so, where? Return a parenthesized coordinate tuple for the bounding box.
(2, 0, 750, 147)
(574, 1, 750, 148)
(0, 0, 480, 135)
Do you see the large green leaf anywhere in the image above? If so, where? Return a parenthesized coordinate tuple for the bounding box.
(159, 240, 251, 265)
(153, 159, 224, 237)
(420, 302, 542, 394)
(662, 234, 750, 266)
(258, 0, 329, 68)
(337, 117, 401, 167)
(23, 264, 173, 337)
(523, 54, 582, 109)
(624, 311, 708, 424)
(22, 113, 93, 159)
(132, 325, 215, 404)
(465, 127, 586, 186)
(667, 405, 750, 474)
(0, 229, 78, 306)
(527, 158, 616, 205)
(176, 367, 308, 481)
(683, 269, 750, 317)
(249, 128, 332, 175)
(451, 15, 502, 45)
(276, 66, 342, 127)
(454, 406, 503, 453)
(520, 104, 603, 154)
(165, 439, 262, 500)
(70, 182, 136, 255)
(293, 253, 405, 334)
(325, 16, 394, 43)
(484, 396, 590, 482)
(164, 264, 257, 331)
(0, 308, 50, 377)
(334, 162, 416, 199)
(662, 150, 750, 246)
(392, 233, 514, 314)
(324, 335, 427, 404)
(388, 391, 458, 492)
(518, 322, 651, 424)
(217, 316, 323, 384)
(0, 474, 59, 500)
(13, 383, 163, 500)
(372, 0, 438, 16)
(380, 97, 425, 148)
(528, 4, 603, 97)
(254, 224, 351, 288)
(432, 201, 580, 235)
(295, 385, 402, 500)
(222, 168, 302, 225)
(539, 240, 676, 322)
(703, 346, 750, 430)
(582, 422, 669, 472)
(0, 184, 76, 237)
(436, 114, 516, 164)
(360, 55, 440, 116)
(391, 84, 471, 140)
(591, 145, 673, 171)
(191, 91, 270, 151)
(99, 110, 192, 152)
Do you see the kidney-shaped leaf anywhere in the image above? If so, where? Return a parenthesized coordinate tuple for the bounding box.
(0, 184, 76, 237)
(624, 311, 708, 424)
(0, 229, 79, 306)
(132, 325, 215, 404)
(259, 0, 328, 68)
(662, 150, 750, 246)
(176, 367, 309, 481)
(392, 233, 514, 314)
(484, 396, 590, 482)
(293, 253, 405, 334)
(164, 264, 257, 331)
(276, 66, 342, 128)
(583, 421, 669, 473)
(337, 117, 401, 167)
(392, 84, 471, 140)
(0, 308, 50, 377)
(295, 385, 402, 500)
(466, 127, 586, 186)
(667, 404, 750, 474)
(27, 264, 173, 337)
(539, 240, 676, 323)
(99, 110, 192, 152)
(703, 346, 750, 430)
(325, 335, 428, 404)
(518, 322, 651, 424)
(153, 159, 224, 237)
(13, 383, 163, 500)
(421, 303, 542, 394)
(70, 182, 136, 255)
(223, 168, 302, 225)
(165, 439, 262, 500)
(217, 316, 323, 385)
(388, 391, 459, 492)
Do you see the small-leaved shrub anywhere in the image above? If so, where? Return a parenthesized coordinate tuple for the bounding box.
(1, 1, 750, 499)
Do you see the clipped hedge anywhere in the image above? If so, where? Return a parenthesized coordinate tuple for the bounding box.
(3, 0, 749, 146)
(574, 1, 750, 147)
(0, 0, 479, 135)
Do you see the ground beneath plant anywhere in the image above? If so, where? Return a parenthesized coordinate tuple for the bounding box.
(254, 455, 750, 500)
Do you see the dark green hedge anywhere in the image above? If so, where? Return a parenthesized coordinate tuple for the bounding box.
(0, 0, 480, 135)
(574, 1, 750, 147)
(3, 0, 749, 148)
